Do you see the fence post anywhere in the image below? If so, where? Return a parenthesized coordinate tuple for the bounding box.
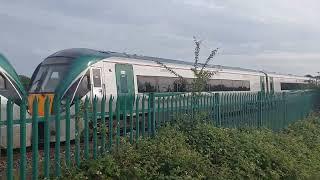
(141, 95, 145, 137)
(32, 98, 39, 180)
(282, 92, 287, 127)
(135, 96, 140, 142)
(216, 93, 221, 127)
(92, 96, 98, 159)
(6, 100, 13, 180)
(151, 93, 156, 136)
(108, 95, 114, 150)
(84, 97, 89, 159)
(147, 93, 152, 136)
(44, 97, 50, 178)
(65, 96, 71, 166)
(130, 96, 134, 143)
(258, 92, 262, 127)
(116, 96, 120, 146)
(54, 94, 61, 177)
(20, 97, 27, 180)
(101, 96, 106, 153)
(74, 98, 80, 166)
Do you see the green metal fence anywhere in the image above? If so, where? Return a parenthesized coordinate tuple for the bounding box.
(0, 90, 318, 179)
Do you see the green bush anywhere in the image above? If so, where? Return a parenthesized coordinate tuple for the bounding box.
(62, 114, 320, 179)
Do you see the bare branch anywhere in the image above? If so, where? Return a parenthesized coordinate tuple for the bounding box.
(154, 60, 184, 81)
(200, 48, 219, 72)
(193, 36, 202, 70)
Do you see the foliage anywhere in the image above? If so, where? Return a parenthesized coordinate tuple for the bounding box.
(62, 114, 320, 179)
(154, 37, 219, 93)
(19, 75, 31, 90)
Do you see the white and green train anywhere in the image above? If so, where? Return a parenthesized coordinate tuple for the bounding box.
(0, 53, 31, 148)
(26, 48, 312, 143)
(29, 48, 311, 102)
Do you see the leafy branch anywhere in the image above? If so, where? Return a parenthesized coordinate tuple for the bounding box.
(155, 36, 219, 93)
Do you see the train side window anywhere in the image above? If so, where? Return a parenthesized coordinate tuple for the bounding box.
(92, 68, 102, 87)
(137, 76, 157, 93)
(120, 73, 128, 93)
(242, 81, 250, 91)
(75, 74, 91, 98)
(0, 74, 6, 89)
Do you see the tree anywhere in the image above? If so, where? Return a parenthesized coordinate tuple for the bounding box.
(19, 75, 31, 90)
(155, 37, 219, 93)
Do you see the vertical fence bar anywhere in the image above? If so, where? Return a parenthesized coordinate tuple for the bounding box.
(141, 96, 145, 137)
(54, 95, 61, 177)
(123, 96, 127, 136)
(0, 96, 1, 161)
(93, 96, 98, 159)
(282, 92, 287, 128)
(65, 96, 71, 166)
(148, 94, 152, 136)
(171, 95, 174, 121)
(6, 100, 13, 180)
(84, 97, 89, 159)
(135, 96, 140, 142)
(20, 98, 27, 180)
(108, 96, 114, 150)
(161, 97, 165, 124)
(258, 92, 262, 128)
(216, 93, 221, 127)
(101, 96, 106, 153)
(157, 96, 161, 128)
(130, 96, 134, 143)
(43, 97, 50, 178)
(116, 97, 120, 146)
(74, 98, 80, 166)
(151, 94, 156, 136)
(32, 98, 39, 180)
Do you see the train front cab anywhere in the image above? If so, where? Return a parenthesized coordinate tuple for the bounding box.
(0, 54, 31, 149)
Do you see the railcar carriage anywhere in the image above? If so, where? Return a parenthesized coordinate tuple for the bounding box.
(0, 53, 31, 148)
(28, 48, 312, 141)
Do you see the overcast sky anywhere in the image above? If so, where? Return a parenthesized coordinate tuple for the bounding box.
(1, 0, 320, 76)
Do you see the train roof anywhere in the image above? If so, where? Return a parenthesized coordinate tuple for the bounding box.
(0, 53, 26, 96)
(47, 48, 264, 73)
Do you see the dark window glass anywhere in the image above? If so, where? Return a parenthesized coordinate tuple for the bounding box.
(137, 75, 250, 93)
(75, 74, 91, 98)
(137, 76, 157, 93)
(120, 74, 128, 93)
(29, 63, 70, 93)
(0, 75, 21, 104)
(0, 74, 6, 89)
(64, 70, 91, 100)
(281, 83, 305, 90)
(92, 68, 101, 87)
(208, 79, 250, 91)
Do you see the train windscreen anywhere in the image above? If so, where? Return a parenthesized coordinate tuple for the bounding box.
(29, 63, 70, 93)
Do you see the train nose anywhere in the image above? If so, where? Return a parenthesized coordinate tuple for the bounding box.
(28, 93, 55, 116)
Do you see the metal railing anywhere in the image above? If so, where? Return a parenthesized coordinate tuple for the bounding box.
(0, 90, 318, 179)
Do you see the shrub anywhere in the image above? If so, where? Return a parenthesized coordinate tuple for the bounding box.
(63, 114, 320, 179)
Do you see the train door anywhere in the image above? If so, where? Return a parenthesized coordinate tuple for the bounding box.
(90, 66, 104, 101)
(269, 77, 274, 93)
(260, 76, 266, 93)
(115, 64, 135, 109)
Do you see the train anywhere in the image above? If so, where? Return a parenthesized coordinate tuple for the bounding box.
(28, 48, 312, 104)
(0, 48, 314, 148)
(25, 48, 313, 144)
(0, 53, 32, 148)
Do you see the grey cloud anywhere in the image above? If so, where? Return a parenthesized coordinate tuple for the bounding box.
(0, 0, 319, 76)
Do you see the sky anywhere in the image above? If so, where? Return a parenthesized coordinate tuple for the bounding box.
(1, 0, 320, 76)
